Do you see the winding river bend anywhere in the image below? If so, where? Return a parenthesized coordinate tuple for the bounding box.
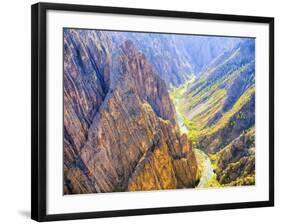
(171, 85, 219, 188)
(194, 149, 219, 188)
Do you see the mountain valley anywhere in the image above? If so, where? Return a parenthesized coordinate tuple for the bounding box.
(63, 28, 256, 194)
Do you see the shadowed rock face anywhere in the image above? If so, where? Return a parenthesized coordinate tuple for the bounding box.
(109, 32, 238, 87)
(63, 30, 197, 194)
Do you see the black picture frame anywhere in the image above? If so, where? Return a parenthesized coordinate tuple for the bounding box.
(31, 2, 274, 222)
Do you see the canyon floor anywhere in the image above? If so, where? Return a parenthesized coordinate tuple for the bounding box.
(170, 79, 220, 188)
(63, 29, 255, 194)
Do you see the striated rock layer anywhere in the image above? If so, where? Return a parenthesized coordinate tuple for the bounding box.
(63, 29, 198, 194)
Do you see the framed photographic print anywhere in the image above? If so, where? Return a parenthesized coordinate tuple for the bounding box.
(31, 2, 274, 222)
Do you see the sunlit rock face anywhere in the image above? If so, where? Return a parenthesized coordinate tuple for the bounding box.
(215, 128, 255, 186)
(63, 29, 197, 194)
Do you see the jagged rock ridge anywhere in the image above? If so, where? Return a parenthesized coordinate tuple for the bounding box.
(63, 29, 198, 194)
(108, 32, 238, 87)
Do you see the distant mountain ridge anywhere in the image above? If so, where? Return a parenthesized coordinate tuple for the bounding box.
(106, 31, 239, 87)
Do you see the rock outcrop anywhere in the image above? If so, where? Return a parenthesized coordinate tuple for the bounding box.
(215, 128, 255, 186)
(63, 29, 198, 194)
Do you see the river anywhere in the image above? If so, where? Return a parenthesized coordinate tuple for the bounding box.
(194, 149, 220, 188)
(171, 84, 220, 188)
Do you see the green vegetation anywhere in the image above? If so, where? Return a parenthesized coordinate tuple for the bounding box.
(199, 85, 255, 137)
(170, 81, 223, 188)
(169, 77, 200, 144)
(203, 177, 221, 188)
(185, 65, 251, 128)
(227, 175, 255, 186)
(169, 40, 255, 188)
(208, 153, 219, 170)
(214, 127, 255, 186)
(194, 149, 221, 188)
(170, 69, 255, 188)
(169, 75, 195, 100)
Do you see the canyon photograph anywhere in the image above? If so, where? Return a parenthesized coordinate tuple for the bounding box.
(63, 28, 255, 195)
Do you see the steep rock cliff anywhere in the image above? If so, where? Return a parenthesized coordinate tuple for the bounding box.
(63, 30, 198, 194)
(108, 32, 238, 87)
